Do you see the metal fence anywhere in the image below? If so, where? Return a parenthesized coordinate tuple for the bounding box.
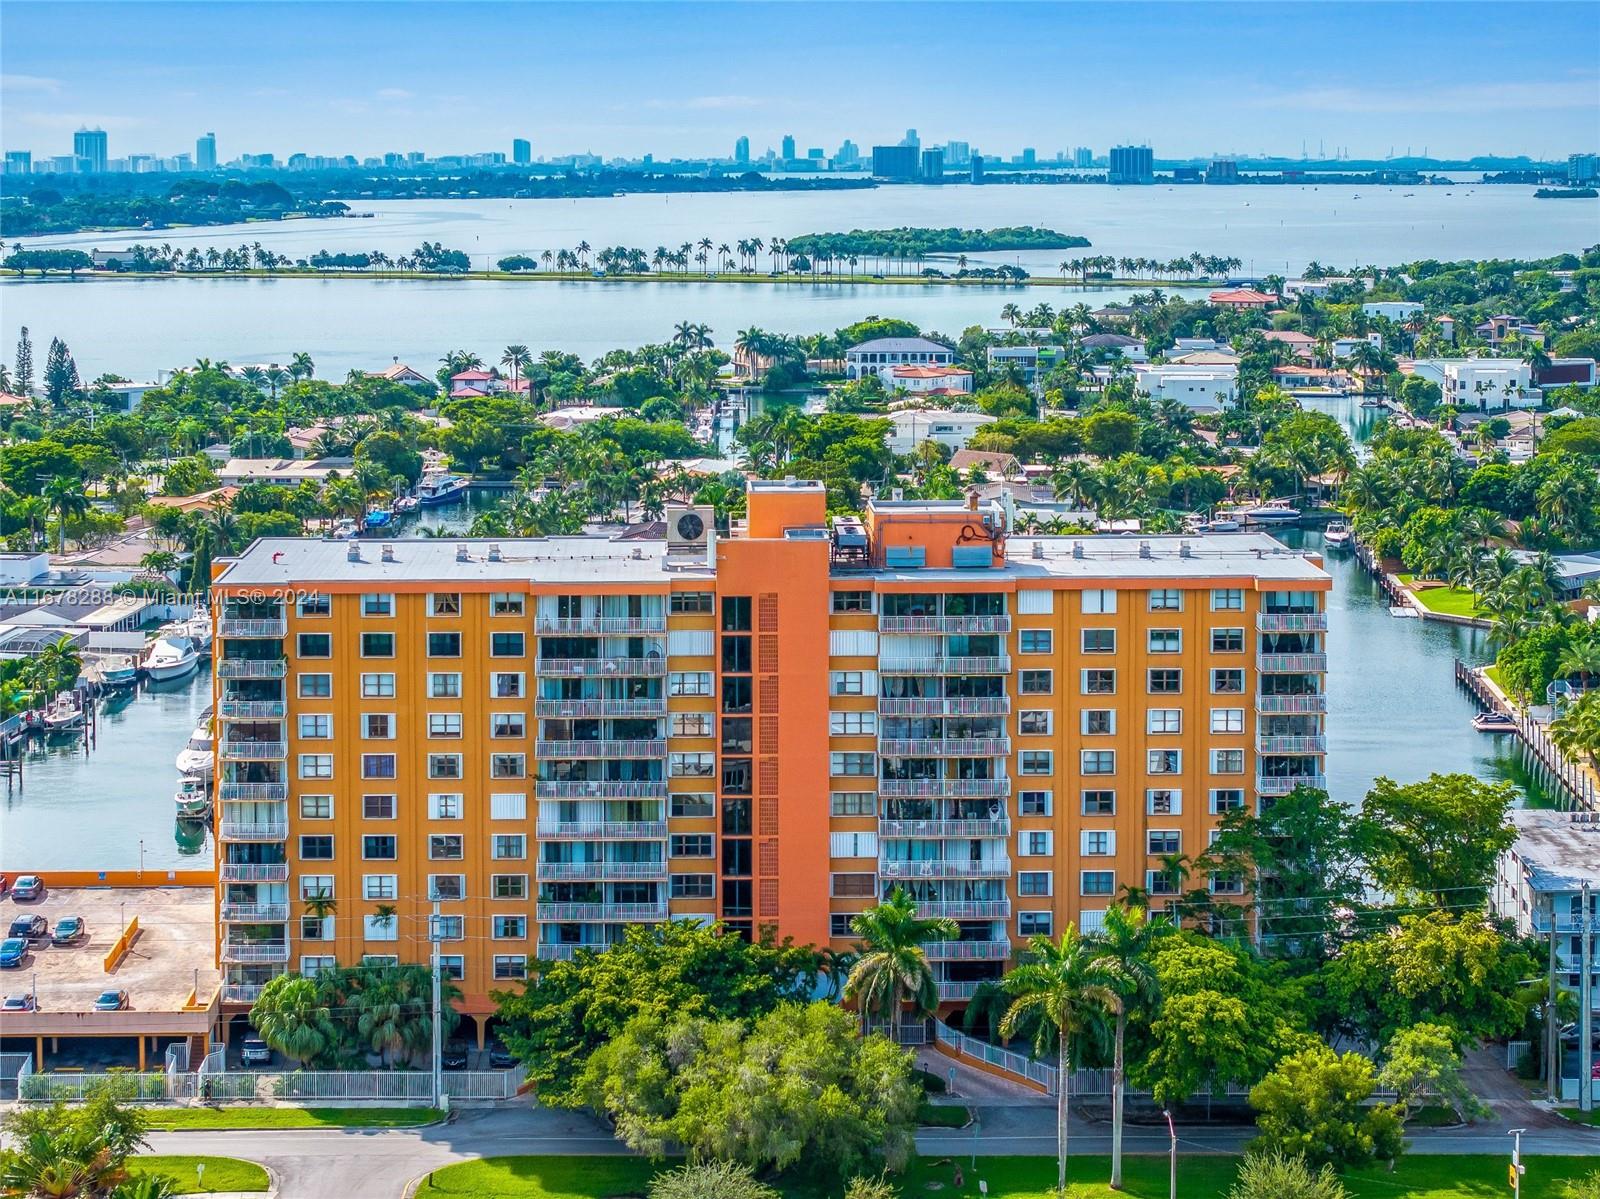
(20, 1071, 171, 1102)
(0, 1052, 32, 1101)
(932, 1019, 1058, 1094)
(17, 1062, 522, 1105)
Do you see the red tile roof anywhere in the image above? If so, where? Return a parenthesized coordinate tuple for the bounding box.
(1209, 288, 1277, 305)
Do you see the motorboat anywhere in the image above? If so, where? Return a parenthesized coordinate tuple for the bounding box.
(144, 635, 199, 682)
(174, 774, 211, 819)
(394, 495, 419, 513)
(160, 613, 212, 655)
(415, 471, 470, 506)
(1243, 504, 1302, 525)
(365, 507, 393, 529)
(98, 654, 139, 689)
(1472, 710, 1515, 733)
(1323, 521, 1353, 548)
(41, 694, 85, 732)
(175, 718, 215, 779)
(1203, 517, 1242, 533)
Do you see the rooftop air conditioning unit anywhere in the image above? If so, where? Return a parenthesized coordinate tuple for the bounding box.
(665, 504, 715, 554)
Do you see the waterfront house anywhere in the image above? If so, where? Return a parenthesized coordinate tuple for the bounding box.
(1208, 288, 1277, 311)
(887, 365, 974, 396)
(844, 337, 956, 384)
(1362, 301, 1423, 323)
(949, 449, 1022, 477)
(1130, 363, 1238, 410)
(367, 362, 433, 388)
(217, 457, 355, 487)
(1331, 333, 1383, 360)
(1475, 315, 1545, 347)
(449, 369, 503, 395)
(1168, 349, 1242, 368)
(1078, 334, 1147, 362)
(988, 345, 1070, 381)
(1261, 331, 1318, 362)
(885, 405, 993, 453)
(1403, 359, 1534, 410)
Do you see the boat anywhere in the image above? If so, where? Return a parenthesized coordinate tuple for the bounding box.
(1242, 504, 1302, 525)
(1359, 398, 1387, 408)
(174, 774, 211, 819)
(1389, 606, 1418, 618)
(1203, 517, 1242, 533)
(393, 495, 419, 513)
(1472, 710, 1515, 732)
(175, 718, 215, 779)
(1323, 521, 1353, 548)
(365, 507, 393, 529)
(415, 471, 470, 506)
(181, 611, 213, 654)
(98, 654, 139, 689)
(144, 635, 199, 682)
(41, 694, 85, 732)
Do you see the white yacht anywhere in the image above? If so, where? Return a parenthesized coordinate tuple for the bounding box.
(175, 718, 215, 779)
(1323, 521, 1353, 548)
(98, 654, 139, 689)
(41, 694, 85, 731)
(174, 774, 210, 818)
(144, 635, 199, 682)
(416, 471, 470, 506)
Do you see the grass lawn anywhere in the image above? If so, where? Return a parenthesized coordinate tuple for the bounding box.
(126, 1155, 270, 1194)
(1397, 574, 1488, 618)
(916, 1102, 972, 1129)
(1558, 1107, 1600, 1126)
(418, 1154, 1600, 1199)
(143, 1106, 442, 1131)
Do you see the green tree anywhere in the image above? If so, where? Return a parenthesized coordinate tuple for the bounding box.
(161, 454, 221, 498)
(1082, 408, 1140, 458)
(249, 974, 336, 1068)
(1377, 1022, 1488, 1124)
(14, 326, 33, 397)
(1249, 1046, 1404, 1170)
(844, 887, 956, 1035)
(647, 1160, 779, 1199)
(1563, 1169, 1600, 1199)
(1359, 773, 1516, 904)
(0, 1082, 150, 1197)
(42, 473, 90, 554)
(354, 430, 424, 486)
(1226, 1151, 1350, 1199)
(42, 336, 81, 406)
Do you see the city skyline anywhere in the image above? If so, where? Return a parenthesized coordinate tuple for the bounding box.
(3, 1, 1597, 162)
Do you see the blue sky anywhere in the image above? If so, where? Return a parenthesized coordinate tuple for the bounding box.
(4, 1, 1597, 162)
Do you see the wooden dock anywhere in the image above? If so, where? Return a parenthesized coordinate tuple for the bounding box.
(1454, 659, 1597, 810)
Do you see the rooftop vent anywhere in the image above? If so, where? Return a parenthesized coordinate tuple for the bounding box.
(1139, 541, 1152, 559)
(891, 487, 904, 502)
(1072, 542, 1084, 559)
(1179, 542, 1192, 558)
(455, 545, 470, 563)
(631, 547, 646, 560)
(1031, 542, 1044, 559)
(380, 544, 395, 563)
(346, 541, 361, 563)
(487, 545, 502, 562)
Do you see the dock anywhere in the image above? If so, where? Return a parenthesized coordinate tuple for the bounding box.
(1454, 659, 1597, 811)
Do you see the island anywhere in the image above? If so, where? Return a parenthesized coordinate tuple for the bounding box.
(782, 225, 1091, 260)
(1534, 187, 1598, 199)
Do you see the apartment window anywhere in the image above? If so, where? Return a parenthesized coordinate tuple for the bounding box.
(297, 633, 331, 659)
(361, 753, 396, 780)
(299, 835, 334, 860)
(1211, 588, 1244, 611)
(428, 753, 462, 779)
(361, 673, 396, 698)
(433, 916, 464, 940)
(1081, 709, 1114, 735)
(831, 590, 872, 613)
(489, 793, 526, 820)
(1019, 669, 1053, 695)
(491, 713, 526, 739)
(361, 593, 393, 617)
(299, 876, 333, 900)
(300, 915, 333, 941)
(491, 874, 527, 899)
(362, 835, 397, 860)
(1081, 830, 1113, 856)
(1210, 708, 1245, 734)
(300, 794, 332, 820)
(829, 913, 857, 937)
(491, 632, 525, 658)
(429, 673, 462, 699)
(494, 956, 528, 980)
(1081, 589, 1117, 614)
(669, 591, 713, 614)
(671, 834, 715, 857)
(1147, 788, 1182, 816)
(298, 714, 331, 740)
(1018, 871, 1053, 897)
(670, 752, 715, 777)
(1081, 750, 1115, 775)
(428, 875, 465, 901)
(363, 914, 398, 942)
(1211, 788, 1245, 814)
(1019, 790, 1052, 816)
(492, 915, 527, 939)
(1081, 628, 1116, 654)
(1211, 668, 1245, 695)
(299, 754, 333, 780)
(1148, 830, 1181, 856)
(1211, 627, 1245, 653)
(1019, 911, 1053, 937)
(672, 793, 716, 818)
(1148, 628, 1181, 654)
(298, 593, 330, 617)
(1020, 750, 1053, 775)
(1148, 749, 1181, 774)
(672, 874, 716, 899)
(298, 673, 332, 698)
(429, 793, 463, 820)
(829, 711, 878, 736)
(428, 713, 462, 739)
(362, 794, 396, 820)
(670, 671, 713, 697)
(491, 672, 524, 699)
(829, 671, 867, 696)
(362, 713, 394, 739)
(1080, 871, 1115, 896)
(1210, 873, 1245, 896)
(830, 873, 877, 899)
(1019, 629, 1053, 654)
(429, 593, 461, 617)
(429, 834, 464, 860)
(1021, 710, 1053, 735)
(490, 593, 525, 617)
(1081, 790, 1115, 815)
(1147, 668, 1182, 694)
(1147, 709, 1181, 735)
(438, 956, 465, 982)
(1020, 830, 1053, 856)
(490, 753, 525, 779)
(427, 631, 461, 657)
(1211, 749, 1246, 774)
(300, 955, 336, 977)
(363, 874, 397, 900)
(361, 632, 395, 658)
(491, 834, 526, 860)
(1148, 589, 1182, 612)
(831, 752, 875, 776)
(1082, 669, 1116, 695)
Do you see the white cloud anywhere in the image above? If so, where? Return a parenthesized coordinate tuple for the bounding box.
(375, 87, 413, 101)
(1, 74, 61, 94)
(645, 94, 766, 112)
(1269, 78, 1600, 115)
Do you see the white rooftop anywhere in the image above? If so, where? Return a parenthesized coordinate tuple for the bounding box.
(1509, 809, 1600, 892)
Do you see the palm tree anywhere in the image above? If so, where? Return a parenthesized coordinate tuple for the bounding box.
(843, 887, 957, 1037)
(249, 974, 334, 1068)
(289, 351, 315, 382)
(500, 344, 532, 395)
(43, 474, 90, 554)
(1000, 927, 1117, 1196)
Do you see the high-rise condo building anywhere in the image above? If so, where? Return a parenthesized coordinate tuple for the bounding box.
(208, 482, 1328, 1036)
(196, 132, 217, 171)
(1075, 147, 1094, 169)
(513, 138, 532, 165)
(871, 145, 920, 182)
(4, 151, 32, 175)
(734, 136, 750, 165)
(780, 134, 797, 161)
(74, 127, 109, 173)
(1108, 145, 1155, 184)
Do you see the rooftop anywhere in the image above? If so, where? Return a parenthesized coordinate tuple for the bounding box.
(846, 337, 952, 355)
(1508, 809, 1600, 891)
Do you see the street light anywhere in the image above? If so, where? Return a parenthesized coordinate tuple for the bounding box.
(1163, 1109, 1177, 1199)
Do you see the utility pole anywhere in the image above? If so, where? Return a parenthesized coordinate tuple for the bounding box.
(1163, 1110, 1177, 1199)
(1548, 894, 1563, 1097)
(429, 899, 443, 1112)
(1582, 883, 1594, 1113)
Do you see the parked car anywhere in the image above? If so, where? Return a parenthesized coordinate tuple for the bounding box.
(488, 1043, 516, 1069)
(0, 938, 28, 968)
(1, 994, 37, 1012)
(93, 989, 129, 1011)
(51, 916, 86, 945)
(440, 1046, 469, 1070)
(9, 876, 44, 901)
(8, 915, 47, 940)
(240, 1038, 271, 1066)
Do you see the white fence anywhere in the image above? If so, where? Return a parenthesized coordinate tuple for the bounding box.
(20, 1066, 521, 1104)
(20, 1071, 172, 1102)
(0, 1052, 32, 1101)
(932, 1019, 1058, 1094)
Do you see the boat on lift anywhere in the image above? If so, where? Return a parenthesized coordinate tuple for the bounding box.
(393, 495, 419, 513)
(1242, 504, 1302, 525)
(1472, 709, 1515, 732)
(41, 694, 85, 732)
(98, 654, 139, 689)
(144, 635, 199, 682)
(365, 507, 393, 529)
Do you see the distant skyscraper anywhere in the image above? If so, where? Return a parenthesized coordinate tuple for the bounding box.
(780, 134, 796, 161)
(1108, 144, 1154, 184)
(920, 148, 945, 182)
(871, 144, 919, 181)
(4, 151, 32, 175)
(513, 138, 532, 165)
(73, 127, 108, 173)
(835, 139, 859, 167)
(1021, 147, 1037, 167)
(970, 154, 985, 184)
(734, 136, 750, 164)
(196, 132, 217, 171)
(943, 141, 970, 167)
(1074, 146, 1094, 169)
(1571, 153, 1599, 183)
(900, 128, 920, 149)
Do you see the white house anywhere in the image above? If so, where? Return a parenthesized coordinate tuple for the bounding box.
(98, 381, 158, 412)
(988, 346, 1068, 382)
(887, 365, 974, 395)
(1079, 334, 1147, 362)
(844, 337, 956, 384)
(1362, 301, 1423, 323)
(1130, 364, 1237, 410)
(217, 457, 356, 486)
(885, 407, 995, 455)
(1331, 332, 1383, 360)
(1408, 359, 1534, 410)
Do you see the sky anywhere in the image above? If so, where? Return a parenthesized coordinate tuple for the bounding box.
(3, 1, 1598, 164)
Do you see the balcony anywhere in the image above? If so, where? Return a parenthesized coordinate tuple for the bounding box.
(535, 657, 666, 678)
(536, 901, 670, 922)
(1256, 735, 1327, 754)
(536, 860, 668, 882)
(536, 820, 668, 840)
(535, 739, 667, 760)
(218, 782, 288, 802)
(923, 939, 1014, 962)
(221, 940, 291, 964)
(534, 697, 668, 718)
(1256, 612, 1328, 633)
(879, 817, 1011, 838)
(535, 942, 614, 960)
(878, 696, 1010, 716)
(914, 899, 1012, 920)
(878, 614, 1011, 634)
(217, 658, 288, 679)
(535, 780, 668, 800)
(879, 738, 1011, 758)
(879, 656, 1011, 676)
(879, 857, 1012, 880)
(536, 615, 667, 634)
(218, 700, 286, 720)
(221, 983, 268, 1004)
(220, 902, 289, 923)
(1257, 653, 1328, 674)
(220, 740, 287, 761)
(1531, 914, 1596, 934)
(219, 821, 289, 842)
(219, 616, 288, 638)
(219, 862, 289, 883)
(878, 778, 1009, 799)
(1257, 775, 1327, 796)
(937, 979, 985, 1001)
(1256, 693, 1327, 714)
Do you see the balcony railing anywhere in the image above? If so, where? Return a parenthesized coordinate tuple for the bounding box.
(879, 857, 1012, 880)
(923, 939, 1014, 962)
(877, 696, 1010, 716)
(221, 940, 291, 964)
(536, 901, 669, 922)
(914, 899, 1012, 920)
(879, 656, 1011, 675)
(878, 778, 1009, 799)
(1256, 693, 1328, 714)
(1257, 653, 1328, 674)
(219, 821, 289, 842)
(1256, 612, 1328, 633)
(878, 614, 1011, 634)
(1256, 735, 1327, 754)
(220, 902, 289, 923)
(536, 615, 667, 634)
(1531, 914, 1598, 934)
(1257, 774, 1327, 796)
(217, 659, 288, 679)
(536, 657, 666, 678)
(220, 740, 287, 761)
(936, 979, 985, 1001)
(534, 697, 668, 718)
(534, 780, 668, 800)
(879, 817, 1011, 838)
(536, 820, 668, 840)
(219, 862, 289, 883)
(536, 860, 668, 882)
(879, 737, 1011, 758)
(221, 983, 268, 1004)
(219, 616, 288, 638)
(218, 782, 288, 802)
(535, 739, 666, 760)
(218, 700, 286, 720)
(535, 942, 614, 960)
